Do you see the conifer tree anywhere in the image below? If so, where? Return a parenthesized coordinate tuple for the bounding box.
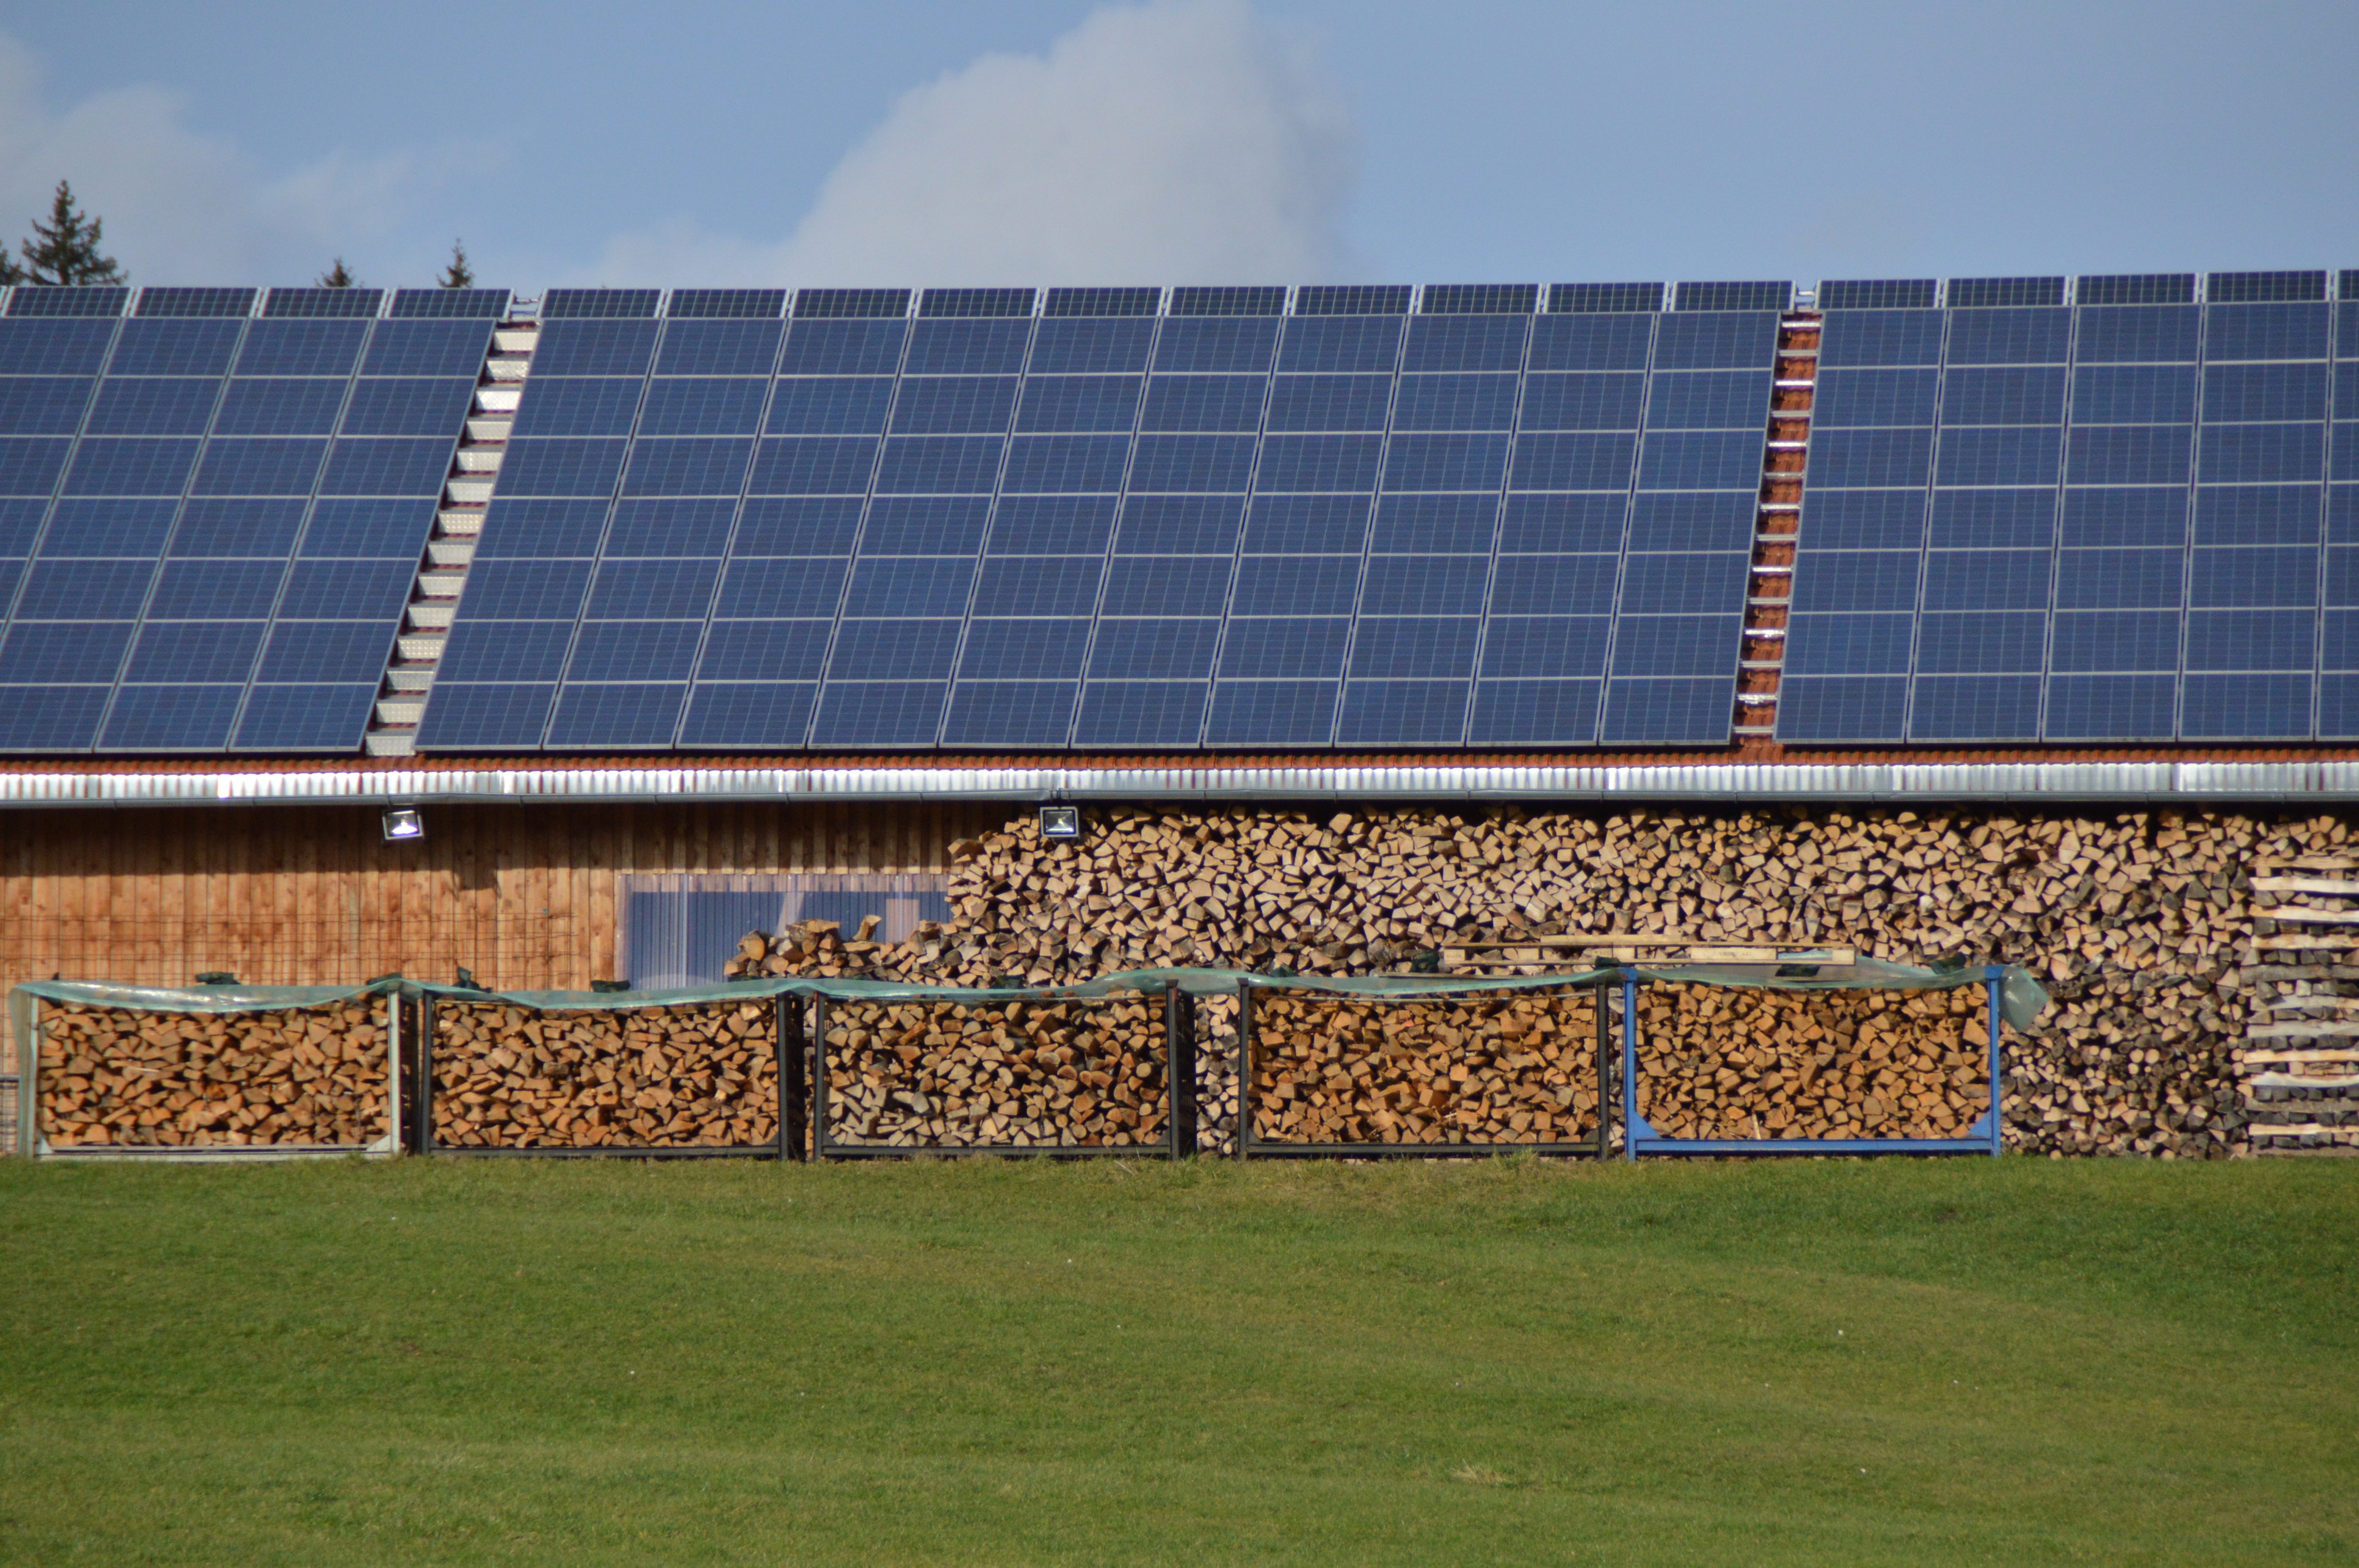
(317, 257, 358, 288)
(20, 181, 123, 287)
(438, 238, 474, 289)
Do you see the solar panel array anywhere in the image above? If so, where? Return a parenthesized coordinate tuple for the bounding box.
(0, 285, 503, 752)
(1780, 270, 2356, 743)
(417, 282, 1780, 752)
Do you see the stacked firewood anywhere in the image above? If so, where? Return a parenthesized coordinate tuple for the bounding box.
(430, 999, 777, 1149)
(715, 804, 2359, 1158)
(820, 995, 1169, 1150)
(1633, 985, 1988, 1140)
(37, 1001, 388, 1148)
(1247, 990, 1600, 1147)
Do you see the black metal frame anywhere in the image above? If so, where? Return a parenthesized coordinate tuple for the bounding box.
(418, 993, 796, 1159)
(1234, 978, 1616, 1160)
(813, 981, 1191, 1160)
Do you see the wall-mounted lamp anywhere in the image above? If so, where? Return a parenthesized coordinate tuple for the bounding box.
(381, 808, 425, 843)
(1038, 804, 1083, 841)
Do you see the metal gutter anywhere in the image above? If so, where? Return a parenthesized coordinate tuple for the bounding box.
(4, 759, 2359, 807)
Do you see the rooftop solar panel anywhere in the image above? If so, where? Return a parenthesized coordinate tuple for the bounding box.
(262, 288, 384, 318)
(1548, 283, 1665, 314)
(387, 289, 511, 319)
(1817, 279, 1938, 310)
(136, 288, 257, 318)
(1421, 284, 1539, 315)
(1044, 287, 1160, 317)
(542, 288, 662, 319)
(1945, 276, 2066, 309)
(0, 295, 483, 755)
(1169, 286, 1286, 317)
(794, 288, 910, 319)
(2209, 270, 2328, 304)
(6, 287, 130, 318)
(416, 280, 1766, 753)
(1295, 285, 1411, 316)
(1673, 281, 1791, 312)
(1782, 284, 2351, 745)
(666, 289, 788, 319)
(2076, 273, 2197, 306)
(921, 287, 1036, 318)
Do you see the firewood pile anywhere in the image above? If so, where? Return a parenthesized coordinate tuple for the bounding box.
(36, 1000, 390, 1148)
(702, 804, 2359, 1159)
(1246, 989, 1601, 1148)
(820, 994, 1170, 1150)
(1633, 985, 1989, 1141)
(429, 999, 778, 1150)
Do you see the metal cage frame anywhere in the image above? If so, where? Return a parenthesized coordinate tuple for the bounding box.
(417, 993, 794, 1159)
(1619, 967, 2005, 1159)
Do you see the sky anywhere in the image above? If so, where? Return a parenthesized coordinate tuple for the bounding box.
(0, 0, 2353, 294)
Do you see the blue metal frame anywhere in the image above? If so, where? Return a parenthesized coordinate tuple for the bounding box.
(1620, 966, 2004, 1159)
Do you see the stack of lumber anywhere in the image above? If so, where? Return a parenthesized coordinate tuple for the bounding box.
(723, 804, 2359, 1158)
(37, 1001, 387, 1148)
(1248, 990, 1599, 1146)
(821, 995, 1167, 1149)
(431, 1000, 777, 1149)
(1633, 985, 1987, 1140)
(2236, 856, 2359, 1156)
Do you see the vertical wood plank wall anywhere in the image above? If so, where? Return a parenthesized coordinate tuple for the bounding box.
(1, 801, 1005, 1074)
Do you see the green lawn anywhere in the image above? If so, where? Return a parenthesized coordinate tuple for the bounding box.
(0, 1154, 2352, 1567)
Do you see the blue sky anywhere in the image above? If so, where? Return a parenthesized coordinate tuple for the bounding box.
(0, 1, 2353, 291)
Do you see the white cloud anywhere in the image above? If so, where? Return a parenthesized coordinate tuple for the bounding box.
(585, 0, 1360, 288)
(0, 32, 455, 285)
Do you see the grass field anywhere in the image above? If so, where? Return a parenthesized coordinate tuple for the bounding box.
(1, 1154, 2353, 1566)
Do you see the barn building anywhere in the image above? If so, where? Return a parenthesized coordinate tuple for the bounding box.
(4, 273, 2356, 1156)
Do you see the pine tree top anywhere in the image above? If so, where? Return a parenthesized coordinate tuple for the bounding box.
(318, 257, 359, 289)
(21, 180, 124, 288)
(439, 239, 474, 290)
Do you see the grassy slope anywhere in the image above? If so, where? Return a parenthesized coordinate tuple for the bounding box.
(0, 1156, 2352, 1567)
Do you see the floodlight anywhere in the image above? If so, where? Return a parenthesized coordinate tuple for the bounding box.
(1038, 804, 1082, 841)
(381, 808, 425, 842)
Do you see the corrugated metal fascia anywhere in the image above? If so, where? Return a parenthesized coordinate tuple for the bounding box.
(9, 759, 2359, 806)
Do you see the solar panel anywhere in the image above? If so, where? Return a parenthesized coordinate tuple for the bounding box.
(666, 289, 788, 319)
(1549, 283, 1665, 314)
(6, 287, 129, 318)
(262, 288, 383, 318)
(387, 289, 511, 319)
(1817, 279, 1937, 311)
(413, 280, 1782, 752)
(136, 288, 257, 318)
(542, 288, 662, 319)
(0, 290, 482, 755)
(1044, 287, 1160, 317)
(1422, 284, 1539, 315)
(1783, 284, 2349, 744)
(921, 288, 1035, 318)
(793, 289, 910, 319)
(1673, 281, 1792, 312)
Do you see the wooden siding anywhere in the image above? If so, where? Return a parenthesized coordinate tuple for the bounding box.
(1, 801, 1002, 1074)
